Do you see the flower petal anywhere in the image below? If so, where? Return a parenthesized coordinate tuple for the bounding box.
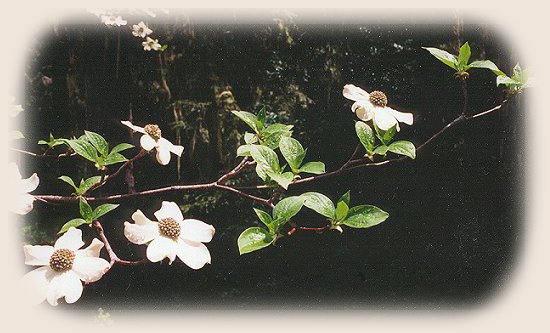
(21, 266, 52, 305)
(121, 120, 146, 134)
(124, 221, 159, 245)
(373, 108, 398, 131)
(158, 138, 184, 156)
(175, 239, 211, 270)
(46, 271, 83, 305)
(24, 245, 54, 266)
(146, 236, 177, 264)
(72, 256, 109, 283)
(54, 227, 84, 251)
(155, 146, 171, 165)
(387, 107, 414, 125)
(19, 173, 39, 193)
(12, 194, 35, 215)
(124, 210, 159, 244)
(154, 201, 183, 222)
(180, 219, 215, 243)
(353, 103, 373, 121)
(343, 84, 370, 102)
(76, 238, 104, 258)
(140, 134, 156, 151)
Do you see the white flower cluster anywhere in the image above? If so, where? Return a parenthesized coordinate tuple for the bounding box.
(87, 9, 163, 51)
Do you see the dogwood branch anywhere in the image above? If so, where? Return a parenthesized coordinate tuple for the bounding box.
(33, 100, 508, 205)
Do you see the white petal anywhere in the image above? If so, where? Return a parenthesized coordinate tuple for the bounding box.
(121, 120, 146, 134)
(18, 173, 39, 193)
(54, 227, 84, 250)
(24, 245, 54, 266)
(124, 221, 159, 245)
(154, 201, 183, 222)
(158, 137, 184, 156)
(140, 134, 156, 151)
(155, 146, 171, 165)
(72, 257, 109, 283)
(387, 107, 414, 125)
(353, 103, 373, 122)
(343, 84, 370, 101)
(175, 239, 211, 270)
(180, 219, 215, 243)
(12, 194, 35, 215)
(374, 108, 398, 131)
(46, 271, 83, 305)
(21, 266, 52, 305)
(146, 236, 177, 264)
(76, 238, 104, 257)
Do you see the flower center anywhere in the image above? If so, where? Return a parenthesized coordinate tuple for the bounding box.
(158, 218, 181, 239)
(49, 248, 76, 272)
(369, 91, 388, 107)
(144, 124, 162, 140)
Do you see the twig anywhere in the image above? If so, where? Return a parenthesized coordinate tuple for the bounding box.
(9, 147, 76, 158)
(92, 220, 149, 268)
(88, 149, 147, 193)
(216, 156, 251, 185)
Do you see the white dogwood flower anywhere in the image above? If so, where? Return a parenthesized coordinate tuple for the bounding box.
(22, 227, 110, 306)
(132, 21, 153, 38)
(101, 15, 127, 27)
(343, 84, 413, 131)
(10, 163, 39, 215)
(124, 201, 215, 269)
(142, 37, 161, 51)
(121, 120, 184, 165)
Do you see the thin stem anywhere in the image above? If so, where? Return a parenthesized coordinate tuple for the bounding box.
(88, 149, 147, 193)
(216, 156, 251, 185)
(9, 147, 76, 158)
(92, 220, 149, 268)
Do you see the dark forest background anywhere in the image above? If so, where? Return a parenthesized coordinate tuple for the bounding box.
(14, 10, 523, 309)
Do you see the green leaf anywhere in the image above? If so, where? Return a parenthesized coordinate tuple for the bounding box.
(301, 192, 336, 220)
(237, 227, 275, 255)
(457, 42, 471, 70)
(58, 218, 88, 234)
(244, 132, 258, 145)
(78, 176, 102, 195)
(159, 44, 169, 52)
(342, 205, 389, 228)
(92, 203, 119, 220)
(374, 145, 388, 155)
(273, 196, 306, 223)
(255, 163, 268, 181)
(266, 170, 294, 190)
(257, 106, 266, 125)
(253, 208, 273, 230)
(279, 136, 306, 171)
(259, 123, 293, 149)
(355, 121, 375, 154)
(335, 200, 349, 222)
(338, 191, 351, 206)
(299, 161, 326, 175)
(387, 140, 416, 159)
(85, 131, 109, 157)
(374, 122, 396, 145)
(236, 145, 252, 157)
(249, 145, 280, 173)
(496, 75, 518, 87)
(103, 152, 128, 165)
(79, 198, 93, 222)
(467, 60, 505, 76)
(110, 143, 134, 154)
(58, 176, 78, 191)
(422, 47, 458, 70)
(231, 111, 262, 133)
(68, 139, 98, 163)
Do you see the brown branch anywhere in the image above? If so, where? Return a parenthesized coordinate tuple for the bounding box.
(92, 220, 149, 268)
(88, 149, 147, 193)
(9, 147, 76, 158)
(216, 156, 251, 185)
(32, 100, 508, 206)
